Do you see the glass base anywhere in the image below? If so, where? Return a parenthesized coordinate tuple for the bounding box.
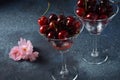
(83, 52, 108, 65)
(51, 66, 78, 80)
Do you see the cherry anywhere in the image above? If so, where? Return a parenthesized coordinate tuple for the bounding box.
(76, 7, 85, 17)
(67, 16, 75, 21)
(57, 15, 67, 28)
(49, 14, 58, 21)
(100, 0, 109, 6)
(66, 19, 74, 28)
(85, 13, 94, 19)
(38, 16, 48, 26)
(85, 13, 98, 20)
(47, 31, 55, 38)
(49, 21, 58, 31)
(57, 15, 66, 23)
(77, 0, 84, 7)
(58, 30, 69, 39)
(73, 21, 81, 34)
(98, 6, 107, 14)
(39, 25, 48, 34)
(87, 5, 95, 12)
(87, 0, 96, 5)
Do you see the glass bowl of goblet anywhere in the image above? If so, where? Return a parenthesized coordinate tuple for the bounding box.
(75, 0, 119, 64)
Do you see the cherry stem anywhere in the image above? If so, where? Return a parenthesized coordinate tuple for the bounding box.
(42, 2, 50, 16)
(85, 0, 87, 11)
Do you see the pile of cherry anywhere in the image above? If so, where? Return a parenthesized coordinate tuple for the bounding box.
(38, 14, 82, 39)
(76, 0, 113, 20)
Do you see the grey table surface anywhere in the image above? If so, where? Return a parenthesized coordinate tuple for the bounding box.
(0, 0, 120, 80)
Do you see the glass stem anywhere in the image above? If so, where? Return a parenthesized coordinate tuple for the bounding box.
(60, 51, 69, 78)
(91, 35, 99, 57)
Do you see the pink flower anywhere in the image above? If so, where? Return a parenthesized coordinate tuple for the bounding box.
(9, 38, 39, 62)
(18, 38, 33, 55)
(9, 46, 22, 61)
(28, 52, 39, 61)
(18, 38, 33, 59)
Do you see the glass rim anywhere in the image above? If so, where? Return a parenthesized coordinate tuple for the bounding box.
(74, 0, 119, 22)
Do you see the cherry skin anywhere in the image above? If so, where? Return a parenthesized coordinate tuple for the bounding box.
(67, 16, 75, 21)
(66, 16, 75, 28)
(57, 15, 67, 28)
(87, 0, 96, 5)
(57, 15, 66, 23)
(38, 16, 48, 26)
(49, 14, 58, 21)
(47, 31, 55, 38)
(39, 25, 48, 34)
(76, 7, 85, 17)
(85, 13, 98, 20)
(98, 6, 107, 14)
(58, 30, 69, 39)
(49, 21, 58, 31)
(66, 19, 74, 28)
(77, 0, 84, 7)
(73, 21, 81, 33)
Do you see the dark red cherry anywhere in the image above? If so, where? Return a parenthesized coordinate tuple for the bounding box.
(39, 25, 48, 34)
(77, 0, 84, 7)
(100, 0, 109, 6)
(73, 21, 81, 34)
(87, 0, 96, 4)
(76, 7, 85, 17)
(57, 15, 67, 27)
(38, 16, 48, 26)
(47, 31, 55, 38)
(87, 5, 95, 12)
(49, 14, 58, 21)
(66, 19, 74, 28)
(57, 15, 66, 22)
(98, 6, 107, 14)
(49, 21, 58, 31)
(85, 13, 98, 20)
(58, 30, 69, 39)
(67, 16, 75, 21)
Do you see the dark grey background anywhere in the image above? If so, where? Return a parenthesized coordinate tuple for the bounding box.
(0, 0, 120, 80)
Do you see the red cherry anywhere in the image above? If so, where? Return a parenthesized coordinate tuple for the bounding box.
(87, 0, 96, 5)
(49, 14, 58, 21)
(57, 15, 66, 22)
(38, 16, 48, 26)
(58, 30, 69, 39)
(47, 32, 55, 38)
(98, 6, 107, 14)
(85, 13, 98, 20)
(76, 7, 85, 17)
(72, 21, 81, 34)
(67, 16, 75, 21)
(87, 5, 94, 12)
(39, 25, 48, 34)
(77, 0, 84, 7)
(49, 21, 58, 31)
(66, 19, 74, 28)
